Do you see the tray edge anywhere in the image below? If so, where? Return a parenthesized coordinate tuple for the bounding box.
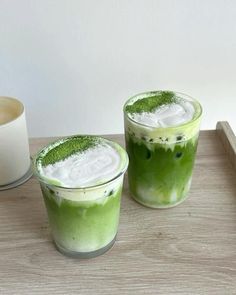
(216, 121, 236, 171)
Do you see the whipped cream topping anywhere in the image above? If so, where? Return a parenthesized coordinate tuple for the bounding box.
(129, 99, 195, 128)
(39, 143, 122, 188)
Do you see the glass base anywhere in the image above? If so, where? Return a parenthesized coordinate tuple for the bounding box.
(0, 163, 32, 191)
(131, 193, 189, 209)
(54, 236, 116, 259)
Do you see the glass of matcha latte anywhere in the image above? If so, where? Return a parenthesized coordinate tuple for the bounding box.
(124, 91, 202, 208)
(34, 136, 128, 258)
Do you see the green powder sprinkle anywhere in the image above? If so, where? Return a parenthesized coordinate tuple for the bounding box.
(39, 136, 98, 167)
(125, 91, 177, 114)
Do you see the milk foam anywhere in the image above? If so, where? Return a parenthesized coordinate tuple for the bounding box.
(40, 143, 122, 188)
(129, 99, 195, 128)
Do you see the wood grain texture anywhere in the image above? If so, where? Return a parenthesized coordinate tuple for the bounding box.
(217, 121, 236, 171)
(1, 125, 236, 295)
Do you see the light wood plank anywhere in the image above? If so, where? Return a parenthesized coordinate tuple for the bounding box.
(0, 126, 236, 294)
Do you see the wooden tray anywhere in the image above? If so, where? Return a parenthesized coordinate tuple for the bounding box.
(0, 121, 236, 294)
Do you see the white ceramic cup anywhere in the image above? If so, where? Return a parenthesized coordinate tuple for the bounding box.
(0, 97, 31, 186)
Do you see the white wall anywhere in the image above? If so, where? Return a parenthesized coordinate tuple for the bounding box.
(0, 0, 236, 137)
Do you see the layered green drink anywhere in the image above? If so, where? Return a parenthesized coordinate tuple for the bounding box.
(124, 91, 202, 208)
(34, 136, 128, 258)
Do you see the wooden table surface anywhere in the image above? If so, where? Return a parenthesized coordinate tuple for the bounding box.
(0, 122, 236, 295)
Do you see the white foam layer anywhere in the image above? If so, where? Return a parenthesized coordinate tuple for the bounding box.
(40, 144, 121, 188)
(129, 99, 195, 128)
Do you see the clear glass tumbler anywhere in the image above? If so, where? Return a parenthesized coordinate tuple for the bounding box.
(34, 137, 128, 258)
(124, 91, 202, 208)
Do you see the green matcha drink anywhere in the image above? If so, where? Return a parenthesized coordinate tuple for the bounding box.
(33, 136, 128, 258)
(124, 91, 202, 208)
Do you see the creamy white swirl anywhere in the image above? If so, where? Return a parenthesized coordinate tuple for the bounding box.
(41, 144, 121, 188)
(129, 99, 195, 128)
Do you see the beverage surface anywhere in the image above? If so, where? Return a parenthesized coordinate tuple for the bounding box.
(125, 91, 197, 128)
(0, 110, 16, 125)
(0, 97, 23, 125)
(36, 136, 127, 188)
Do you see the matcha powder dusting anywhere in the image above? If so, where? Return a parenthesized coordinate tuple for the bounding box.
(125, 91, 177, 114)
(39, 136, 98, 167)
